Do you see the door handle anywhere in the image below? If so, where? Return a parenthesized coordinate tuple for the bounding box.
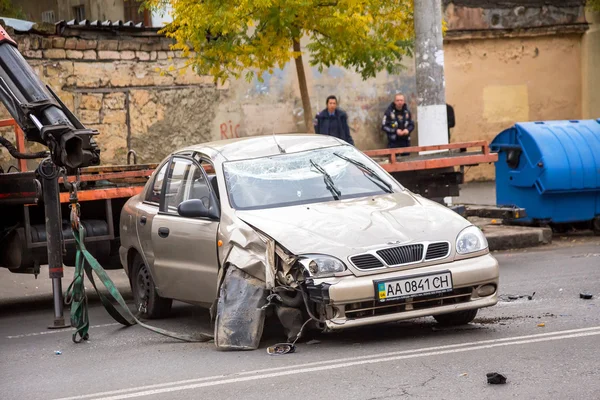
(158, 227, 170, 238)
(140, 215, 147, 225)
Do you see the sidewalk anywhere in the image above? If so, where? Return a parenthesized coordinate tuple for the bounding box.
(0, 265, 132, 309)
(454, 181, 552, 251)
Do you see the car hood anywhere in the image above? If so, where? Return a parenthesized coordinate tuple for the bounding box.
(235, 192, 470, 262)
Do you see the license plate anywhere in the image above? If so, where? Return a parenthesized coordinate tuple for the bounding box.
(374, 271, 453, 302)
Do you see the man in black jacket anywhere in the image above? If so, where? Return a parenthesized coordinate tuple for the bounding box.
(314, 95, 354, 145)
(381, 93, 415, 152)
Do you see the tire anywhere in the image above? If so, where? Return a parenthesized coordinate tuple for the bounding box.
(433, 308, 478, 326)
(131, 254, 172, 319)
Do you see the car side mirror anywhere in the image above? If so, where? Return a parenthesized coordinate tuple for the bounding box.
(177, 199, 219, 220)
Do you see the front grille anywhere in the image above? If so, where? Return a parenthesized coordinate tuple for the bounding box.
(376, 244, 424, 266)
(350, 254, 384, 270)
(344, 287, 473, 319)
(425, 242, 450, 260)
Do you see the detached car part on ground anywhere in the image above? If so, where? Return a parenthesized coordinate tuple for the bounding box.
(119, 135, 499, 350)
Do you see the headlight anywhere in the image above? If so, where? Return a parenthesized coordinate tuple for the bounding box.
(456, 225, 488, 255)
(298, 255, 347, 278)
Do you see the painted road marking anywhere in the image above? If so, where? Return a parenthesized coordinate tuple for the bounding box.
(6, 323, 120, 339)
(54, 325, 600, 400)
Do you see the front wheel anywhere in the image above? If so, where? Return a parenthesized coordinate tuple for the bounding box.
(131, 254, 172, 319)
(433, 308, 478, 326)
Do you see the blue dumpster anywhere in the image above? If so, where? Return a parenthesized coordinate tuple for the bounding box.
(490, 119, 600, 230)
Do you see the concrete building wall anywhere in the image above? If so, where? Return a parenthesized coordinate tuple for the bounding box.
(17, 0, 125, 23)
(16, 0, 57, 23)
(211, 38, 417, 153)
(582, 10, 600, 119)
(445, 33, 583, 181)
(57, 0, 125, 22)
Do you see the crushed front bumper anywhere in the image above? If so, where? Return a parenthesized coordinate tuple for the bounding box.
(306, 253, 499, 330)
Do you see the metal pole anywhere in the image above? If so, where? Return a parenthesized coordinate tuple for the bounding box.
(38, 159, 70, 329)
(414, 0, 449, 149)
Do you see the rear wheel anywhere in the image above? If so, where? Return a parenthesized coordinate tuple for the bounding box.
(131, 254, 172, 319)
(433, 308, 478, 326)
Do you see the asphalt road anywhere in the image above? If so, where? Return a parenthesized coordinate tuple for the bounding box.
(1, 242, 600, 400)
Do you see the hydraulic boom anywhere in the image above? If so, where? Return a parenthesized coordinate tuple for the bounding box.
(0, 25, 100, 169)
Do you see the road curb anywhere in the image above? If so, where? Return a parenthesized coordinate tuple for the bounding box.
(483, 225, 553, 251)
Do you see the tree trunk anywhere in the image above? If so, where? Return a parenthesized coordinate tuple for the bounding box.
(293, 39, 314, 133)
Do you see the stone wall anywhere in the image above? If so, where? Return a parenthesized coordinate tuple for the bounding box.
(0, 26, 417, 171)
(0, 28, 223, 169)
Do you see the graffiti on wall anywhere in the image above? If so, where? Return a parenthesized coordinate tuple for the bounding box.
(220, 120, 241, 139)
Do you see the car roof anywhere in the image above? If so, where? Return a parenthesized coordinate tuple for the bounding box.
(179, 134, 347, 161)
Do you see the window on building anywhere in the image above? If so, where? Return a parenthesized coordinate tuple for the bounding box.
(124, 0, 151, 26)
(41, 10, 56, 23)
(73, 5, 86, 21)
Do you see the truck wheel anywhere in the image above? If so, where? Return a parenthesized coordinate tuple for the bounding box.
(131, 254, 172, 319)
(433, 308, 478, 326)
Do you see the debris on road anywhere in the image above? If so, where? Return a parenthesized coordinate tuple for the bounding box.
(503, 292, 535, 302)
(267, 343, 296, 355)
(459, 373, 468, 377)
(54, 350, 62, 355)
(486, 372, 507, 385)
(580, 293, 593, 300)
(537, 322, 546, 327)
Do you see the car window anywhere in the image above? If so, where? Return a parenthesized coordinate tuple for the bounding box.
(145, 162, 168, 203)
(162, 157, 212, 214)
(223, 145, 401, 210)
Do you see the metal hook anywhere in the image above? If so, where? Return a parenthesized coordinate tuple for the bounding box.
(127, 150, 138, 165)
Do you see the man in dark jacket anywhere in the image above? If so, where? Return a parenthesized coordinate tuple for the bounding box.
(314, 95, 354, 145)
(381, 94, 415, 152)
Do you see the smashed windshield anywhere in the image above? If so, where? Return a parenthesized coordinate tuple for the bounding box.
(223, 145, 401, 210)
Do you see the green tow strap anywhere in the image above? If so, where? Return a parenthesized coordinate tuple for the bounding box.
(64, 202, 213, 344)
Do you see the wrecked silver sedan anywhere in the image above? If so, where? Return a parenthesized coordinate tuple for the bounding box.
(119, 134, 499, 350)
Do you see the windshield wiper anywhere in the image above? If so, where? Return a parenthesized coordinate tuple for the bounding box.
(310, 159, 341, 200)
(333, 152, 393, 194)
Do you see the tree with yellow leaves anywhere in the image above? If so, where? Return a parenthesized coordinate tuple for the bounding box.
(144, 0, 414, 133)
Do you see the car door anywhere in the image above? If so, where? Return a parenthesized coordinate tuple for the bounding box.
(134, 160, 169, 276)
(150, 156, 220, 305)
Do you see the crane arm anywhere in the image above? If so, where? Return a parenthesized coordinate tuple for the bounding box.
(0, 25, 100, 169)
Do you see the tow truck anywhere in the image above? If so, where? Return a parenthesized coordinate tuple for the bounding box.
(0, 25, 152, 328)
(0, 23, 511, 329)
